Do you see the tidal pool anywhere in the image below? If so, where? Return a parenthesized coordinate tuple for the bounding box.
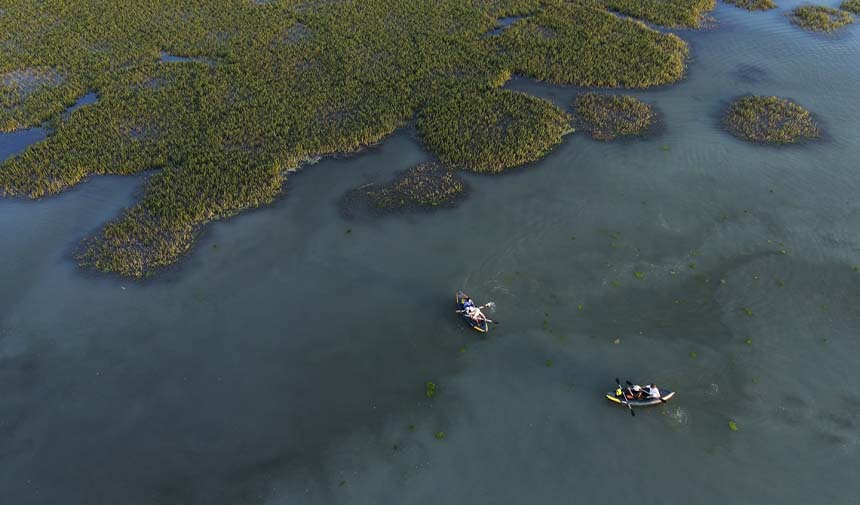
(2, 2, 860, 504)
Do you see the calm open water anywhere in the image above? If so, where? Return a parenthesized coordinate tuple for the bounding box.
(2, 2, 860, 504)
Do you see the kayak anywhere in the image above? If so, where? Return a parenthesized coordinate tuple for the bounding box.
(606, 388, 675, 407)
(456, 291, 488, 333)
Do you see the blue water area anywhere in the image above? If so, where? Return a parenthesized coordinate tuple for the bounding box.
(0, 126, 46, 161)
(484, 16, 525, 37)
(62, 92, 99, 119)
(159, 50, 212, 64)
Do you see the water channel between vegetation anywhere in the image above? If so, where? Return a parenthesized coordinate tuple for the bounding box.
(1, 2, 860, 504)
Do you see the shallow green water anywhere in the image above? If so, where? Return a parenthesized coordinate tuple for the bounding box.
(2, 3, 860, 504)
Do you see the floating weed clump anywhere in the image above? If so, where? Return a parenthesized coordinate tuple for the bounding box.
(724, 96, 820, 144)
(417, 89, 572, 173)
(728, 420, 739, 431)
(842, 0, 860, 14)
(574, 93, 656, 141)
(789, 5, 854, 31)
(598, 0, 716, 28)
(425, 381, 437, 399)
(434, 431, 446, 440)
(498, 2, 689, 88)
(725, 0, 776, 11)
(741, 307, 754, 317)
(341, 162, 466, 217)
(633, 271, 645, 280)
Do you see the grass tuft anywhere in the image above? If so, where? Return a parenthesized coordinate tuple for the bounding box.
(342, 162, 466, 215)
(789, 5, 854, 31)
(724, 96, 820, 144)
(574, 93, 656, 141)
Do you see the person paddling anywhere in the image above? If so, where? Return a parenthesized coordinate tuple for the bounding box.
(645, 384, 661, 401)
(455, 299, 491, 323)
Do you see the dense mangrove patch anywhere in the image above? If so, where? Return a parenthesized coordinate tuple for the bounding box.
(573, 93, 656, 141)
(340, 162, 466, 217)
(724, 0, 777, 11)
(723, 96, 820, 144)
(1, 0, 709, 276)
(789, 5, 854, 31)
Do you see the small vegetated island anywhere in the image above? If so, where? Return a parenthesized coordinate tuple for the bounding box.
(341, 162, 466, 217)
(0, 0, 715, 277)
(789, 5, 854, 31)
(573, 93, 656, 141)
(724, 96, 820, 144)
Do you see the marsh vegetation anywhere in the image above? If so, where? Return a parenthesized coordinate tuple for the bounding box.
(573, 93, 656, 141)
(598, 0, 716, 28)
(724, 96, 820, 144)
(417, 89, 572, 173)
(841, 0, 860, 14)
(789, 5, 854, 31)
(724, 0, 777, 11)
(341, 162, 466, 216)
(0, 0, 715, 276)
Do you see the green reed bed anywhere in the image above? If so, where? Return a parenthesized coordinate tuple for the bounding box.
(498, 2, 690, 88)
(598, 0, 716, 28)
(573, 92, 656, 141)
(2, 0, 702, 276)
(841, 0, 860, 14)
(341, 162, 466, 216)
(724, 0, 777, 11)
(724, 96, 820, 144)
(417, 89, 572, 173)
(789, 5, 854, 31)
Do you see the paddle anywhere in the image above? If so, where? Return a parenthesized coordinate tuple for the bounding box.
(626, 380, 666, 403)
(616, 377, 635, 417)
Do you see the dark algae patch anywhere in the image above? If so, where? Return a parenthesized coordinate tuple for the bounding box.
(0, 0, 711, 277)
(573, 93, 656, 141)
(417, 89, 572, 173)
(789, 5, 854, 31)
(341, 162, 466, 217)
(724, 96, 820, 144)
(724, 0, 777, 11)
